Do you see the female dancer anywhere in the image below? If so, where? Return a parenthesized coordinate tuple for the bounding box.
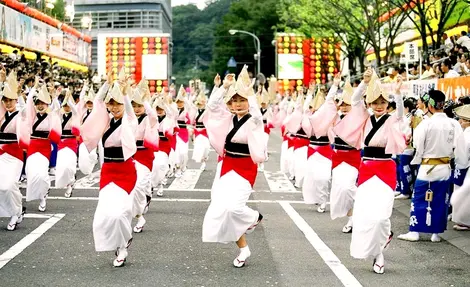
(191, 90, 210, 171)
(174, 86, 190, 178)
(130, 80, 158, 231)
(451, 104, 470, 230)
(334, 69, 406, 274)
(312, 76, 362, 231)
(56, 90, 79, 198)
(78, 84, 99, 182)
(304, 85, 333, 213)
(203, 67, 265, 268)
(25, 82, 61, 212)
(151, 94, 175, 198)
(81, 72, 138, 267)
(0, 71, 25, 230)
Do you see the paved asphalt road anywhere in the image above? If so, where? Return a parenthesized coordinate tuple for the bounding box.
(1, 131, 470, 287)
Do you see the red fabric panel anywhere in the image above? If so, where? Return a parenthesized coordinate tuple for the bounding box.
(194, 128, 208, 138)
(332, 149, 361, 170)
(177, 127, 189, 143)
(100, 159, 137, 194)
(157, 140, 171, 155)
(220, 155, 257, 188)
(357, 159, 396, 190)
(307, 144, 333, 160)
(0, 143, 23, 161)
(293, 137, 310, 150)
(27, 138, 51, 160)
(58, 138, 78, 154)
(133, 148, 155, 171)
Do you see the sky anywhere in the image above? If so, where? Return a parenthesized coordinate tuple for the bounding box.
(171, 0, 207, 9)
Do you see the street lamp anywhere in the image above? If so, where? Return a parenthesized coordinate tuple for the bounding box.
(228, 29, 261, 75)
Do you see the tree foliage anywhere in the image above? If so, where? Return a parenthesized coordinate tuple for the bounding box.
(389, 0, 469, 57)
(172, 0, 279, 85)
(172, 0, 233, 86)
(278, 0, 408, 73)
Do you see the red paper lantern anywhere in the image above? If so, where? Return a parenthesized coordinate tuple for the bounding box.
(150, 86, 155, 92)
(150, 80, 156, 86)
(290, 48, 296, 54)
(277, 37, 283, 43)
(290, 36, 296, 42)
(163, 80, 168, 86)
(277, 48, 283, 54)
(290, 43, 296, 49)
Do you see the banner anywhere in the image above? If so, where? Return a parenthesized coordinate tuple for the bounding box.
(382, 79, 437, 99)
(437, 76, 470, 100)
(0, 4, 90, 65)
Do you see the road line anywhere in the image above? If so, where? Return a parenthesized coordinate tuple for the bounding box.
(35, 196, 305, 204)
(279, 202, 362, 287)
(168, 169, 203, 190)
(0, 214, 65, 270)
(263, 170, 298, 193)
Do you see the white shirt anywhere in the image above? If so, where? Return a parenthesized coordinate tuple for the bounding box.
(411, 113, 462, 165)
(456, 35, 470, 50)
(454, 127, 470, 169)
(445, 70, 460, 78)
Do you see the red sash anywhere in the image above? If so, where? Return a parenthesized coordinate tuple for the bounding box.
(100, 159, 137, 194)
(220, 155, 257, 188)
(58, 138, 78, 154)
(264, 125, 271, 135)
(157, 140, 171, 155)
(170, 133, 176, 150)
(307, 144, 333, 160)
(27, 138, 51, 160)
(133, 148, 155, 171)
(194, 128, 208, 138)
(177, 127, 189, 143)
(357, 159, 396, 190)
(293, 137, 310, 150)
(332, 149, 361, 170)
(0, 143, 23, 161)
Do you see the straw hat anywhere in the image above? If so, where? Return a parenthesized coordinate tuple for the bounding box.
(175, 85, 187, 102)
(105, 82, 124, 104)
(36, 84, 52, 105)
(61, 89, 73, 107)
(195, 90, 207, 106)
(340, 80, 353, 105)
(131, 87, 145, 105)
(152, 95, 166, 109)
(225, 65, 253, 100)
(84, 88, 95, 103)
(311, 89, 326, 111)
(365, 71, 388, 104)
(3, 71, 18, 100)
(455, 105, 470, 121)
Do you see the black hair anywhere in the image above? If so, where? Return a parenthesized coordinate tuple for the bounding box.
(404, 98, 416, 112)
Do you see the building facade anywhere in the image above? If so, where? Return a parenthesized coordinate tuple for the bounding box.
(71, 0, 172, 70)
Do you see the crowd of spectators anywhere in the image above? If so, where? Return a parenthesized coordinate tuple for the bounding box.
(381, 30, 470, 82)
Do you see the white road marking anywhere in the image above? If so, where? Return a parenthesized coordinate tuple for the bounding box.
(279, 202, 362, 287)
(37, 196, 305, 204)
(263, 171, 298, 193)
(0, 214, 65, 270)
(168, 169, 202, 190)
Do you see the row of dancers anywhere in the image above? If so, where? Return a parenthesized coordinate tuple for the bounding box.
(2, 64, 468, 272)
(0, 66, 270, 267)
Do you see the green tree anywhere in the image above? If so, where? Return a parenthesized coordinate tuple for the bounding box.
(51, 0, 66, 21)
(278, 0, 408, 73)
(172, 0, 233, 86)
(389, 0, 469, 57)
(208, 0, 279, 82)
